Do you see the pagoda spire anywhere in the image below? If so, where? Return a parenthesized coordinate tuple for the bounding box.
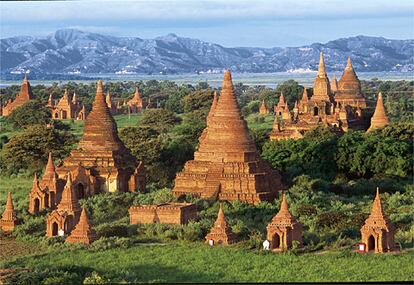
(32, 173, 39, 191)
(370, 187, 385, 218)
(215, 204, 228, 228)
(77, 80, 124, 151)
(57, 172, 80, 212)
(2, 192, 17, 221)
(274, 193, 293, 219)
(72, 92, 77, 104)
(301, 88, 309, 102)
(279, 92, 286, 105)
(368, 92, 389, 131)
(47, 94, 54, 107)
(43, 152, 57, 181)
(66, 207, 98, 244)
(317, 52, 327, 77)
(134, 87, 142, 100)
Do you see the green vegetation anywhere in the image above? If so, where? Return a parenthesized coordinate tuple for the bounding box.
(0, 78, 413, 283)
(1, 242, 413, 283)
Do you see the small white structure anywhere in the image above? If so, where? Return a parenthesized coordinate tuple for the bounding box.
(58, 229, 65, 237)
(263, 239, 270, 250)
(208, 239, 214, 246)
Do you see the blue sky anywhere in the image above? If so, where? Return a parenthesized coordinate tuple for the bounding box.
(0, 0, 413, 47)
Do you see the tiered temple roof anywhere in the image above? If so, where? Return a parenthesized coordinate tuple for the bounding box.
(205, 204, 236, 245)
(336, 57, 366, 107)
(259, 99, 269, 115)
(2, 75, 35, 116)
(172, 70, 283, 204)
(66, 208, 98, 245)
(368, 92, 389, 132)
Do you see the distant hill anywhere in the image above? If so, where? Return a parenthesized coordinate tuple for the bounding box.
(1, 29, 413, 76)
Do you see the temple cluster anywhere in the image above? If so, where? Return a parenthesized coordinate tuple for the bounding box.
(267, 54, 389, 140)
(0, 54, 397, 252)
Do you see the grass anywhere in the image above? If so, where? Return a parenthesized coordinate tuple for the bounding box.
(1, 241, 413, 283)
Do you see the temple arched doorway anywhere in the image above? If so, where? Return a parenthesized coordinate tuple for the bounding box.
(34, 198, 40, 213)
(52, 222, 58, 236)
(77, 184, 85, 199)
(272, 233, 281, 249)
(313, 107, 319, 116)
(65, 215, 74, 233)
(368, 235, 375, 251)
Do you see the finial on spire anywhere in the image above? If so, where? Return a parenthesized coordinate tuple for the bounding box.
(23, 74, 28, 82)
(66, 172, 72, 187)
(97, 80, 103, 94)
(224, 69, 232, 81)
(346, 57, 352, 68)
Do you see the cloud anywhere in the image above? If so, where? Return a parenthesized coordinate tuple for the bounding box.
(1, 0, 412, 24)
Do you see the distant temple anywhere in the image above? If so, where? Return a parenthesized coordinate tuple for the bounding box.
(360, 188, 396, 253)
(270, 53, 370, 141)
(127, 87, 146, 113)
(106, 90, 118, 115)
(266, 193, 302, 251)
(172, 70, 283, 204)
(129, 203, 197, 225)
(259, 99, 270, 115)
(1, 75, 35, 116)
(205, 204, 236, 245)
(0, 192, 18, 232)
(368, 92, 389, 132)
(48, 89, 85, 120)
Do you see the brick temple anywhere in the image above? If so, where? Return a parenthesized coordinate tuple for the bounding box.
(266, 193, 303, 251)
(46, 173, 82, 237)
(129, 203, 197, 225)
(205, 204, 236, 245)
(127, 87, 146, 113)
(55, 80, 145, 195)
(0, 192, 18, 232)
(1, 75, 35, 116)
(270, 53, 368, 140)
(48, 89, 85, 120)
(259, 99, 270, 115)
(172, 70, 283, 204)
(360, 188, 396, 253)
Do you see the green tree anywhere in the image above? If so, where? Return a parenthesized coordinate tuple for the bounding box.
(182, 89, 214, 113)
(140, 109, 181, 133)
(276, 80, 304, 107)
(6, 101, 51, 129)
(1, 125, 75, 173)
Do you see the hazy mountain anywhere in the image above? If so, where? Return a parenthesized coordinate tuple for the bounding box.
(1, 29, 413, 76)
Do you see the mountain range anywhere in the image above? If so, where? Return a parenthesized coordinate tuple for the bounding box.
(1, 29, 413, 76)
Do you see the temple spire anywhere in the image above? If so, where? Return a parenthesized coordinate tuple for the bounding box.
(5, 192, 14, 212)
(317, 52, 327, 77)
(58, 172, 80, 212)
(1, 192, 17, 225)
(32, 173, 39, 191)
(208, 91, 218, 117)
(368, 92, 389, 131)
(65, 207, 98, 244)
(279, 93, 286, 105)
(370, 187, 385, 217)
(43, 152, 57, 181)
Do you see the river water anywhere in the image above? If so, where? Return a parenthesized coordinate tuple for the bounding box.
(0, 72, 413, 88)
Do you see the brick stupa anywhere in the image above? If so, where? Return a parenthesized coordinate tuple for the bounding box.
(172, 70, 283, 204)
(66, 208, 98, 245)
(335, 57, 367, 108)
(205, 204, 236, 245)
(266, 193, 303, 251)
(368, 92, 389, 132)
(360, 188, 396, 253)
(0, 192, 18, 232)
(56, 80, 145, 194)
(2, 75, 35, 116)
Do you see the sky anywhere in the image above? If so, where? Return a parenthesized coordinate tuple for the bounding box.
(0, 0, 413, 47)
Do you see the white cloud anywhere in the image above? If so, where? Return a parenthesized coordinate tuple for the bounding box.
(0, 0, 412, 23)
